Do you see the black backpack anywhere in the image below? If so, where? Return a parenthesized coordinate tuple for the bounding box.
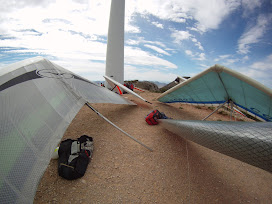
(58, 135, 94, 180)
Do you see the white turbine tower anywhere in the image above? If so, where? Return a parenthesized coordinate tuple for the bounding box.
(105, 0, 125, 89)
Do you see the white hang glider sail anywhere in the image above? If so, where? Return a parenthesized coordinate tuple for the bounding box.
(157, 64, 272, 122)
(159, 119, 272, 173)
(0, 57, 135, 203)
(104, 75, 152, 104)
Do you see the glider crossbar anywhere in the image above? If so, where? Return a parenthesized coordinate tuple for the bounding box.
(86, 103, 153, 151)
(202, 100, 228, 121)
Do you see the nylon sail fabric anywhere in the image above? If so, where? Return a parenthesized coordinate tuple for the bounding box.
(157, 65, 272, 121)
(0, 57, 133, 203)
(160, 119, 272, 173)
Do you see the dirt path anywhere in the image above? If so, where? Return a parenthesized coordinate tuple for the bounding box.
(34, 91, 272, 203)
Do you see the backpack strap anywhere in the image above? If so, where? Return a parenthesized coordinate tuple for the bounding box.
(68, 141, 80, 163)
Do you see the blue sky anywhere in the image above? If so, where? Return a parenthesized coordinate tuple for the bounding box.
(0, 0, 272, 88)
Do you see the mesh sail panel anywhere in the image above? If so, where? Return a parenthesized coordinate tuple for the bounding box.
(160, 119, 272, 173)
(0, 57, 132, 203)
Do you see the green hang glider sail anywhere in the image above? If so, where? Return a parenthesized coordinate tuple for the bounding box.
(157, 65, 272, 122)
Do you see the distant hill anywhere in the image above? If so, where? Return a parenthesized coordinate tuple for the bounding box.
(94, 81, 104, 85)
(151, 81, 167, 88)
(127, 80, 161, 92)
(159, 76, 190, 93)
(94, 79, 190, 93)
(159, 81, 177, 93)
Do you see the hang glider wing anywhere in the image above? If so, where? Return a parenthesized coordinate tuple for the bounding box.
(159, 119, 272, 173)
(0, 57, 133, 203)
(104, 75, 152, 104)
(157, 65, 272, 121)
(176, 76, 187, 84)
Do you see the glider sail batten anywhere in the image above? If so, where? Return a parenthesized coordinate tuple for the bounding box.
(157, 65, 272, 121)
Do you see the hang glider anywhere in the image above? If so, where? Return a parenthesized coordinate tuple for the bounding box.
(157, 65, 272, 122)
(159, 119, 272, 173)
(104, 75, 152, 104)
(175, 76, 187, 84)
(0, 57, 147, 203)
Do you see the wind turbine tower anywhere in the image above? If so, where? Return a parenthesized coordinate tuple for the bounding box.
(105, 0, 125, 89)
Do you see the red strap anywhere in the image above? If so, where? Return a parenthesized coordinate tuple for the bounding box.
(117, 86, 122, 95)
(85, 150, 89, 157)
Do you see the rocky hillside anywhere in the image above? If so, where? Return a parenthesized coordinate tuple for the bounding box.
(159, 81, 177, 93)
(126, 80, 161, 92)
(159, 76, 190, 93)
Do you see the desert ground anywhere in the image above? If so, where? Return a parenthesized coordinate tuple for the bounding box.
(34, 90, 272, 203)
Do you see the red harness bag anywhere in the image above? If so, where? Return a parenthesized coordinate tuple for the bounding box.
(145, 110, 163, 125)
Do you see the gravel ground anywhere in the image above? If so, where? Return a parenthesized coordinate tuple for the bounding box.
(34, 90, 272, 204)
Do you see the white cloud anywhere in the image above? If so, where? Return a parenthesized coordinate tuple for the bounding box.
(185, 50, 194, 57)
(127, 0, 240, 33)
(0, 29, 108, 61)
(144, 40, 167, 48)
(238, 14, 272, 54)
(126, 39, 140, 45)
(239, 54, 272, 88)
(185, 50, 206, 61)
(242, 55, 249, 62)
(196, 53, 206, 61)
(191, 0, 240, 32)
(0, 0, 113, 40)
(151, 21, 164, 29)
(0, 0, 54, 13)
(125, 23, 141, 33)
(171, 30, 191, 44)
(171, 30, 204, 51)
(125, 65, 178, 82)
(241, 0, 262, 17)
(144, 44, 170, 56)
(194, 41, 204, 51)
(125, 37, 167, 48)
(1, 0, 270, 86)
(250, 54, 272, 71)
(125, 46, 177, 69)
(214, 54, 241, 65)
(214, 54, 231, 61)
(52, 58, 106, 81)
(226, 58, 239, 64)
(199, 64, 210, 69)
